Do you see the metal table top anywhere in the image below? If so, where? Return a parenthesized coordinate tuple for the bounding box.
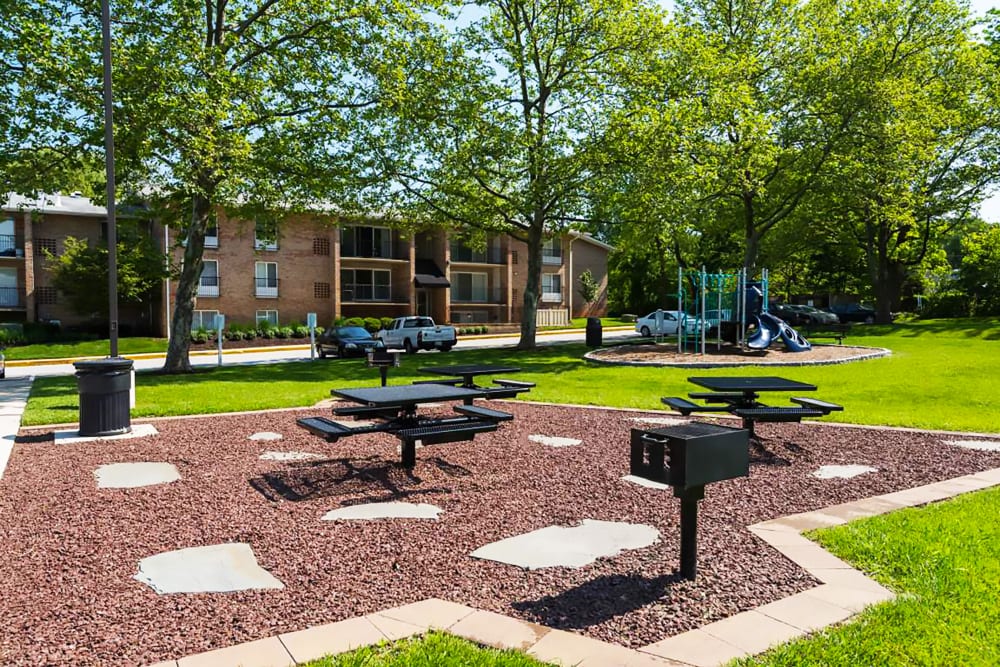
(687, 376, 817, 393)
(332, 383, 485, 407)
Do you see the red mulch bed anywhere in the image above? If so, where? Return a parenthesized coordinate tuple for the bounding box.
(1, 403, 998, 666)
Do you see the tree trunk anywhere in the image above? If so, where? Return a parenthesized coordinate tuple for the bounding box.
(517, 223, 544, 350)
(742, 192, 759, 274)
(162, 195, 210, 372)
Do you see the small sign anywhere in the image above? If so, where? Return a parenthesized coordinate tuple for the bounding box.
(214, 314, 226, 331)
(306, 312, 317, 328)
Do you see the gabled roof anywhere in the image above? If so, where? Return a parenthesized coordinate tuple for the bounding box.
(568, 230, 613, 251)
(3, 192, 109, 218)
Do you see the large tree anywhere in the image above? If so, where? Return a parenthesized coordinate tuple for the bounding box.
(369, 0, 666, 348)
(808, 0, 999, 322)
(2, 0, 433, 371)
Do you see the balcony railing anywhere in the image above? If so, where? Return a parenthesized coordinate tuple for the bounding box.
(0, 286, 23, 307)
(449, 246, 504, 264)
(542, 250, 562, 266)
(0, 235, 23, 257)
(204, 234, 219, 249)
(451, 287, 504, 304)
(255, 277, 279, 298)
(254, 235, 278, 251)
(541, 291, 562, 303)
(198, 275, 220, 297)
(341, 285, 393, 302)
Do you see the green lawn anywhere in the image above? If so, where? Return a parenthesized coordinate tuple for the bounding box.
(4, 337, 167, 360)
(735, 486, 1000, 666)
(301, 632, 553, 667)
(21, 318, 1000, 431)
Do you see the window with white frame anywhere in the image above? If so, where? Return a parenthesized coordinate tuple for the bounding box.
(204, 223, 219, 248)
(341, 226, 392, 258)
(191, 310, 219, 330)
(451, 272, 488, 302)
(541, 273, 562, 302)
(256, 310, 278, 326)
(254, 219, 278, 250)
(255, 261, 278, 297)
(341, 268, 390, 301)
(198, 260, 219, 297)
(542, 238, 562, 265)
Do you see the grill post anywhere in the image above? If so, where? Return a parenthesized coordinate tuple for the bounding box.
(676, 485, 705, 580)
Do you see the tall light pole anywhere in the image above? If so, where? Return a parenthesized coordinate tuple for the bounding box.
(100, 0, 119, 357)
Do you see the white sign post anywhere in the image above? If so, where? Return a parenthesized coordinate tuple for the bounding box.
(307, 312, 317, 360)
(215, 313, 225, 366)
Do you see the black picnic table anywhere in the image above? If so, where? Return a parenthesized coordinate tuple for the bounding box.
(297, 383, 514, 468)
(662, 376, 841, 438)
(417, 364, 534, 403)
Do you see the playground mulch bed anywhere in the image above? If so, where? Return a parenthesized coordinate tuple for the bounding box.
(590, 342, 884, 366)
(2, 403, 999, 666)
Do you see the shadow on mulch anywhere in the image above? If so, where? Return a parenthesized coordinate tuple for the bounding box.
(512, 572, 687, 630)
(249, 456, 461, 502)
(14, 431, 54, 444)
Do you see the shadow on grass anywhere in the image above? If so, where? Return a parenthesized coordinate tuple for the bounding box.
(512, 572, 687, 630)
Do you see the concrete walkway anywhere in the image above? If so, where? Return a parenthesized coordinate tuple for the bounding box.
(0, 376, 32, 479)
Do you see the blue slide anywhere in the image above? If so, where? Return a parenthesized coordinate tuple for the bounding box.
(746, 313, 812, 352)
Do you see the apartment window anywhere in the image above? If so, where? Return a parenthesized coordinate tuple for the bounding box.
(191, 310, 219, 330)
(204, 224, 219, 249)
(35, 238, 57, 256)
(341, 268, 390, 301)
(452, 272, 488, 302)
(254, 220, 278, 251)
(36, 286, 58, 304)
(341, 225, 392, 258)
(450, 237, 501, 263)
(255, 261, 278, 297)
(542, 238, 562, 265)
(314, 282, 331, 299)
(541, 273, 562, 302)
(313, 237, 330, 256)
(256, 310, 278, 326)
(198, 260, 220, 297)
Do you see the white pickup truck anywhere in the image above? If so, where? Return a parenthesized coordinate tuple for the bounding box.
(376, 316, 458, 353)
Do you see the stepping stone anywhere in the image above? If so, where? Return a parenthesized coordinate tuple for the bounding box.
(529, 434, 582, 448)
(944, 439, 1000, 452)
(621, 474, 671, 490)
(259, 451, 321, 461)
(629, 417, 688, 426)
(95, 462, 180, 488)
(249, 431, 283, 441)
(322, 502, 443, 521)
(471, 519, 659, 570)
(55, 423, 158, 445)
(134, 543, 284, 594)
(812, 464, 878, 479)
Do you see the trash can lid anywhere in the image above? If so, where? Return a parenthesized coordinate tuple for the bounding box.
(73, 357, 135, 372)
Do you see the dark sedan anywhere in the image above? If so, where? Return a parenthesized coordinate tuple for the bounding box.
(826, 303, 878, 324)
(316, 326, 380, 358)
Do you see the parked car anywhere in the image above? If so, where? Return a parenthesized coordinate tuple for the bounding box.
(376, 316, 457, 353)
(767, 303, 806, 325)
(635, 310, 703, 337)
(316, 326, 381, 358)
(825, 303, 878, 324)
(786, 304, 840, 326)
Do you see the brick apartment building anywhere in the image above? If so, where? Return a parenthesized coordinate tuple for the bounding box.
(2, 194, 610, 334)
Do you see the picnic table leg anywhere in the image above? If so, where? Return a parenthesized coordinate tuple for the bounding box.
(402, 440, 417, 468)
(379, 366, 389, 387)
(741, 417, 756, 440)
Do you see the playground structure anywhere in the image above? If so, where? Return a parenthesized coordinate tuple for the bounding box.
(677, 267, 812, 354)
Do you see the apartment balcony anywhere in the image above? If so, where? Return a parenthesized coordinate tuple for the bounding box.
(0, 286, 24, 308)
(254, 235, 278, 251)
(204, 234, 219, 249)
(0, 235, 24, 258)
(451, 287, 505, 304)
(255, 277, 279, 298)
(542, 251, 562, 266)
(449, 246, 505, 264)
(197, 275, 220, 297)
(341, 285, 405, 303)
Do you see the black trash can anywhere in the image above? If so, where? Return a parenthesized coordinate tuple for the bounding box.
(585, 317, 603, 347)
(74, 357, 133, 437)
